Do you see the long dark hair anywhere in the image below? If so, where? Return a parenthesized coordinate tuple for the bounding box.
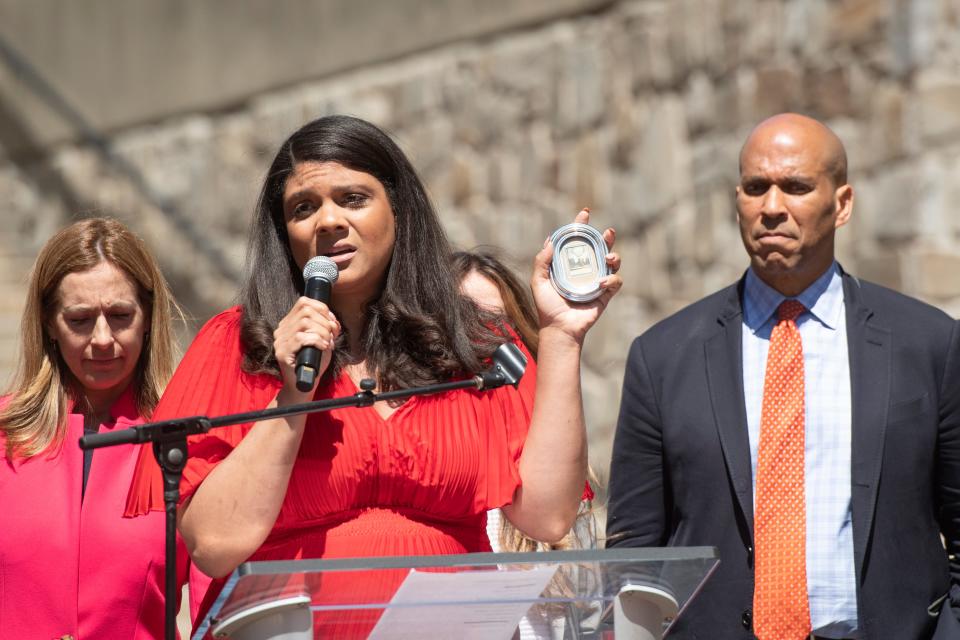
(239, 115, 501, 389)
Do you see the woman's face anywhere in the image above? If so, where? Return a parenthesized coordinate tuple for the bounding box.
(459, 270, 505, 312)
(47, 261, 148, 400)
(283, 161, 397, 305)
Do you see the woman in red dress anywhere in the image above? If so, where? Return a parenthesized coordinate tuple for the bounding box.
(125, 115, 621, 633)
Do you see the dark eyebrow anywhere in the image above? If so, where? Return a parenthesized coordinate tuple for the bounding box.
(284, 184, 374, 202)
(284, 189, 315, 203)
(333, 184, 375, 195)
(740, 175, 817, 185)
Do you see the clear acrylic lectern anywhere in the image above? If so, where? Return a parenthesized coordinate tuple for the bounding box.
(194, 547, 718, 640)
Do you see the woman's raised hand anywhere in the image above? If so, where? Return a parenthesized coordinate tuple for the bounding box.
(273, 297, 341, 395)
(530, 208, 622, 344)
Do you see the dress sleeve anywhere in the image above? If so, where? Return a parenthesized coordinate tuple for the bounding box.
(124, 307, 282, 516)
(479, 332, 593, 507)
(480, 332, 537, 511)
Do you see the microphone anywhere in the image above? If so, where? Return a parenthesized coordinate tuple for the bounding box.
(295, 256, 340, 392)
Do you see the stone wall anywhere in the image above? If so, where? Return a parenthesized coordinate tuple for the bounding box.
(2, 0, 959, 486)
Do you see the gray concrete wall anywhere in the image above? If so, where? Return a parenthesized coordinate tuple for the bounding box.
(0, 0, 612, 151)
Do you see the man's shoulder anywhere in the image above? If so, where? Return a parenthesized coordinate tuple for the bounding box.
(635, 284, 740, 354)
(847, 274, 955, 329)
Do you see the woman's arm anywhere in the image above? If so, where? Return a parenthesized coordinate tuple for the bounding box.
(501, 209, 621, 542)
(178, 297, 338, 578)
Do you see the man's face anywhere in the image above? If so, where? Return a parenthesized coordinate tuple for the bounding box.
(736, 125, 852, 296)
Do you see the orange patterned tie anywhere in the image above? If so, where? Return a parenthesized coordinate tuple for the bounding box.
(753, 299, 811, 640)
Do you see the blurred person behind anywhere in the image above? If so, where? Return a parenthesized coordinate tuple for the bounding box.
(0, 218, 189, 639)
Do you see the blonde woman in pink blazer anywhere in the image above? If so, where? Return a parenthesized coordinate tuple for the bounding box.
(0, 218, 190, 639)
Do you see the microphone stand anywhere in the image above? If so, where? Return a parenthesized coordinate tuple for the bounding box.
(78, 343, 527, 640)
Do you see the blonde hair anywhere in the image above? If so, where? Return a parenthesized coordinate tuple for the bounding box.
(1, 218, 179, 459)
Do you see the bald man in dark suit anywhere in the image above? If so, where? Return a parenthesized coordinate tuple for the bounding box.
(606, 113, 960, 639)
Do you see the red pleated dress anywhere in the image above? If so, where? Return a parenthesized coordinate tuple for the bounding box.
(125, 306, 536, 636)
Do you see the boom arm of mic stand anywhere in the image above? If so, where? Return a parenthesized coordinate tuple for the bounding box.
(79, 341, 527, 453)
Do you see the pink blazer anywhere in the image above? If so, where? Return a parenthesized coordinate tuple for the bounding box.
(0, 390, 192, 639)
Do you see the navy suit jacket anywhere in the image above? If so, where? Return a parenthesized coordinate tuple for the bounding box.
(606, 271, 960, 639)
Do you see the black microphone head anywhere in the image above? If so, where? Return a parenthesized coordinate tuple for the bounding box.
(303, 256, 340, 284)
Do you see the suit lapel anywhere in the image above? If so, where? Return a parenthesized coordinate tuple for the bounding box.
(843, 273, 891, 581)
(705, 282, 755, 536)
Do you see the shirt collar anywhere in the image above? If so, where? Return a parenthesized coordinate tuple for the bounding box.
(743, 262, 844, 333)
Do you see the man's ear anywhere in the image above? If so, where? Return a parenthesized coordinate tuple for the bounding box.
(834, 184, 854, 229)
(734, 185, 743, 222)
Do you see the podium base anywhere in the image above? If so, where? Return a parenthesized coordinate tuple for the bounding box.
(613, 584, 679, 640)
(211, 594, 312, 640)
